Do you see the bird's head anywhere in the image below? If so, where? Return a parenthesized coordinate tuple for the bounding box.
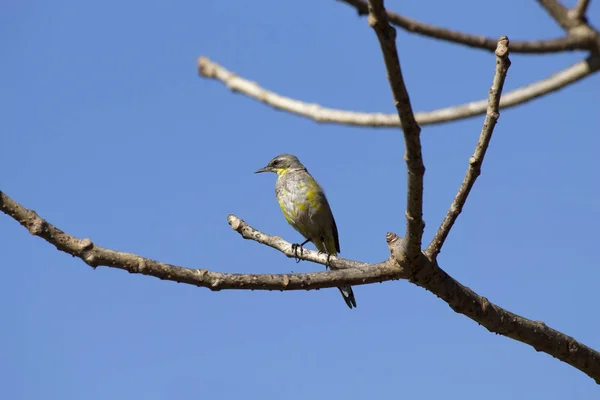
(255, 154, 305, 176)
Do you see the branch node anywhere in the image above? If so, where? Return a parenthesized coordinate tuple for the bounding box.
(197, 56, 215, 77)
(495, 36, 510, 56)
(569, 341, 580, 354)
(196, 268, 208, 280)
(367, 14, 377, 28)
(137, 258, 147, 273)
(27, 211, 45, 235)
(536, 320, 548, 328)
(228, 214, 242, 231)
(567, 0, 591, 23)
(481, 296, 490, 314)
(79, 238, 94, 252)
(83, 253, 97, 268)
(387, 233, 408, 265)
(78, 238, 96, 268)
(385, 231, 399, 244)
(210, 278, 222, 291)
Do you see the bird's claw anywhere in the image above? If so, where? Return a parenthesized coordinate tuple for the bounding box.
(316, 251, 332, 270)
(292, 243, 304, 263)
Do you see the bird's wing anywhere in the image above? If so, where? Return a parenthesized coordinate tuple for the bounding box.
(331, 213, 340, 254)
(310, 190, 339, 255)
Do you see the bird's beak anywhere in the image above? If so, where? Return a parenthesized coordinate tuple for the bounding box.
(255, 166, 271, 174)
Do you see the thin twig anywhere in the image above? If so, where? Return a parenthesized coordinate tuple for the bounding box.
(367, 0, 425, 259)
(340, 0, 593, 53)
(427, 37, 512, 259)
(197, 54, 600, 128)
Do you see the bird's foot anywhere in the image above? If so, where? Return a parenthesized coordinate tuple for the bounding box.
(316, 251, 332, 270)
(291, 238, 311, 263)
(291, 243, 304, 263)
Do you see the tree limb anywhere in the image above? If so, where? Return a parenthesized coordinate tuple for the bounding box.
(0, 190, 402, 290)
(340, 0, 594, 53)
(197, 54, 600, 129)
(367, 0, 424, 260)
(538, 0, 576, 30)
(570, 0, 591, 21)
(536, 0, 600, 53)
(3, 188, 600, 381)
(427, 37, 511, 259)
(385, 233, 600, 385)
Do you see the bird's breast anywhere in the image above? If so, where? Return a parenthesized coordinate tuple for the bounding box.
(276, 173, 323, 221)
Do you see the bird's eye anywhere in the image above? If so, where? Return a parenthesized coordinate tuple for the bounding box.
(272, 159, 280, 166)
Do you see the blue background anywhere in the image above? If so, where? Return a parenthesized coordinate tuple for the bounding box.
(2, 0, 599, 398)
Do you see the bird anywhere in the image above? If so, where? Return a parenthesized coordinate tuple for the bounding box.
(255, 153, 357, 309)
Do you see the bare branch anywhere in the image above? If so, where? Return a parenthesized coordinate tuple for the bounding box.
(340, 0, 593, 53)
(427, 37, 511, 259)
(0, 190, 402, 290)
(536, 0, 600, 53)
(384, 232, 600, 385)
(227, 215, 377, 272)
(537, 0, 576, 30)
(570, 0, 591, 21)
(367, 0, 424, 259)
(197, 54, 600, 128)
(3, 189, 600, 381)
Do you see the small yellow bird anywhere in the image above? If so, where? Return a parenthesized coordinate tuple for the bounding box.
(255, 154, 357, 309)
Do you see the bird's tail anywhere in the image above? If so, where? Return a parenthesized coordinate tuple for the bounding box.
(314, 238, 357, 309)
(338, 285, 357, 309)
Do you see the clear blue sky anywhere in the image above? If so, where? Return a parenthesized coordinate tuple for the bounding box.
(2, 0, 599, 398)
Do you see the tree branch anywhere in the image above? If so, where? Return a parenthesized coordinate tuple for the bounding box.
(340, 0, 594, 53)
(197, 54, 600, 129)
(384, 233, 600, 385)
(570, 0, 591, 21)
(3, 189, 600, 381)
(0, 190, 402, 290)
(536, 0, 600, 53)
(537, 0, 576, 30)
(367, 0, 424, 260)
(227, 214, 380, 273)
(427, 37, 511, 259)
